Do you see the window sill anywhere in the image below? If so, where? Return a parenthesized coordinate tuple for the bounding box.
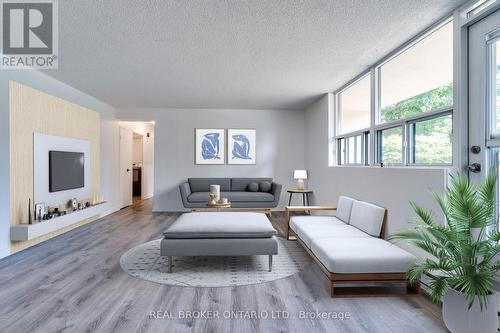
(328, 165, 454, 171)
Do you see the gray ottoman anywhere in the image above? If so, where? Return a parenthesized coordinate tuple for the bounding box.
(161, 212, 278, 272)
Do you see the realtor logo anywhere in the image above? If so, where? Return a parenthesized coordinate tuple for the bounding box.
(1, 0, 58, 69)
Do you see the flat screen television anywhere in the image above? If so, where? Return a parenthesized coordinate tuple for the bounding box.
(49, 151, 85, 192)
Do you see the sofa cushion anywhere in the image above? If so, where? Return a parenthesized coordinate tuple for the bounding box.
(231, 178, 273, 191)
(259, 181, 272, 193)
(349, 200, 385, 237)
(187, 192, 210, 203)
(289, 215, 346, 234)
(247, 182, 259, 192)
(163, 212, 277, 238)
(188, 178, 230, 192)
(222, 191, 275, 202)
(297, 224, 371, 248)
(311, 238, 416, 274)
(336, 196, 355, 223)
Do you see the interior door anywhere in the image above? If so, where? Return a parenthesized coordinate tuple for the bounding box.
(119, 127, 133, 208)
(468, 9, 500, 224)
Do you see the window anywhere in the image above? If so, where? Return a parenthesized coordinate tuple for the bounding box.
(380, 21, 453, 123)
(377, 127, 403, 165)
(337, 132, 369, 166)
(410, 114, 453, 164)
(333, 18, 454, 167)
(337, 74, 371, 135)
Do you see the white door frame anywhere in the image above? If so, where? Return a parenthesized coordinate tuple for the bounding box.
(119, 127, 133, 208)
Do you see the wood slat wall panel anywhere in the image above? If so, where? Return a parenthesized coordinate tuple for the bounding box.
(9, 81, 101, 253)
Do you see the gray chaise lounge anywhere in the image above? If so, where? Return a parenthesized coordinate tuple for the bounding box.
(285, 196, 418, 297)
(161, 212, 278, 272)
(179, 178, 282, 209)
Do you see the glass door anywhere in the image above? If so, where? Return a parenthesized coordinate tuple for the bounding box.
(468, 9, 500, 228)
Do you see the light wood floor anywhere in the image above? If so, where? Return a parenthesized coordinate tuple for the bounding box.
(0, 199, 447, 333)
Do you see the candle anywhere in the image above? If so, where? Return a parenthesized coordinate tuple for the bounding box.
(210, 185, 220, 201)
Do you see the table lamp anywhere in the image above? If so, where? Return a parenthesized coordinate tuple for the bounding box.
(294, 170, 307, 190)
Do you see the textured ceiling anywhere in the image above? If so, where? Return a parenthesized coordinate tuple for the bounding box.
(43, 0, 467, 110)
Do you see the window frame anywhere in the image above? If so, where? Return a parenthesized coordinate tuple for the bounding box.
(336, 72, 372, 136)
(376, 125, 405, 166)
(374, 108, 453, 166)
(332, 16, 454, 167)
(407, 110, 453, 166)
(336, 130, 370, 166)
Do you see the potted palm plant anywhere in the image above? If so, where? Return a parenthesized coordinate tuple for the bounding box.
(390, 173, 499, 333)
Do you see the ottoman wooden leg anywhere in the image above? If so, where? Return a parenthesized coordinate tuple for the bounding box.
(269, 255, 273, 272)
(168, 256, 173, 273)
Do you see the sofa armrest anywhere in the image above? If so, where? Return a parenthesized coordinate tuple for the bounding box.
(179, 182, 192, 208)
(271, 182, 282, 207)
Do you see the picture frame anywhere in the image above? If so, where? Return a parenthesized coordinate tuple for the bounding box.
(195, 129, 225, 165)
(227, 129, 256, 165)
(34, 202, 46, 221)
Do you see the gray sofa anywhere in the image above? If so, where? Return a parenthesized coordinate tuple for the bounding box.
(179, 178, 282, 208)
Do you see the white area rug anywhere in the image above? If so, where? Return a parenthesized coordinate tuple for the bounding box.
(120, 237, 312, 287)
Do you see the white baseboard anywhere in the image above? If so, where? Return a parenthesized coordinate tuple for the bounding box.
(0, 246, 11, 260)
(100, 206, 120, 218)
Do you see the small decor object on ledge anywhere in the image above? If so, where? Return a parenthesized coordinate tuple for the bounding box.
(293, 170, 307, 190)
(35, 203, 45, 222)
(227, 129, 256, 165)
(195, 129, 225, 165)
(70, 198, 78, 211)
(28, 199, 32, 225)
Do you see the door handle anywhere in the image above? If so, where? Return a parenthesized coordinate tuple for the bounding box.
(468, 163, 481, 173)
(126, 168, 131, 172)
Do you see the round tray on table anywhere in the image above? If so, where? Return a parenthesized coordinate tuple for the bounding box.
(204, 202, 232, 209)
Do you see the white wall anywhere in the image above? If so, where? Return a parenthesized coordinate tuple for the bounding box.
(305, 94, 448, 256)
(120, 122, 155, 199)
(0, 71, 121, 258)
(116, 108, 305, 211)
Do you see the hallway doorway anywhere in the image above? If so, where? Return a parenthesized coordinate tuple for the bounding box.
(119, 121, 155, 208)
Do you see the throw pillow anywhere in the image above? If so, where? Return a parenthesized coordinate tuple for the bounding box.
(259, 181, 272, 192)
(247, 182, 259, 192)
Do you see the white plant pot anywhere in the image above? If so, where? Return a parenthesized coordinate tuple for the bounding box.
(442, 288, 497, 333)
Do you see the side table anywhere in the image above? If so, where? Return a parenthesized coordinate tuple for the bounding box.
(287, 189, 313, 206)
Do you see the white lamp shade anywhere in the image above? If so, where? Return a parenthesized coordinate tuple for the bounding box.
(294, 170, 307, 179)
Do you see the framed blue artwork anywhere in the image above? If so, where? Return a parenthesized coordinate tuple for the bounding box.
(195, 129, 225, 164)
(227, 129, 256, 165)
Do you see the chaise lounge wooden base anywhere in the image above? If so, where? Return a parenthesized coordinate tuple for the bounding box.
(286, 203, 419, 298)
(291, 229, 420, 297)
